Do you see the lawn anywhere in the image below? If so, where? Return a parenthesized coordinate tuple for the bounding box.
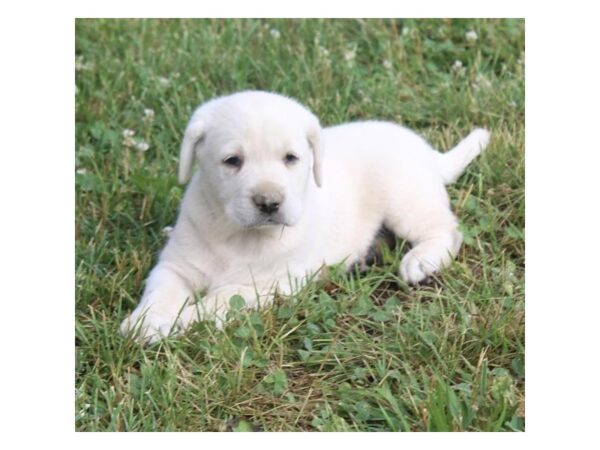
(75, 18, 525, 431)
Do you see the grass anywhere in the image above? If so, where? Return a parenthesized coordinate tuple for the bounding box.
(75, 18, 525, 432)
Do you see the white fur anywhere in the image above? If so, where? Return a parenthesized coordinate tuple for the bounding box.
(120, 91, 490, 343)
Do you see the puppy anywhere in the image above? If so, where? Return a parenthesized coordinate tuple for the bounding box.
(120, 91, 489, 343)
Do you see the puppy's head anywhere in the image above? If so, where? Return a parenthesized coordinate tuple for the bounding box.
(178, 91, 323, 228)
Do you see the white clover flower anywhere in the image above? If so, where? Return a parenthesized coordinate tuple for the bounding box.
(122, 129, 140, 148)
(318, 46, 330, 57)
(269, 28, 281, 39)
(344, 49, 356, 62)
(135, 140, 150, 152)
(402, 26, 410, 36)
(465, 30, 478, 43)
(75, 55, 95, 71)
(143, 108, 155, 119)
(452, 60, 466, 76)
(383, 59, 392, 70)
(158, 77, 171, 87)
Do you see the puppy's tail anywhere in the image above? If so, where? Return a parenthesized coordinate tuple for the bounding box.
(436, 128, 490, 185)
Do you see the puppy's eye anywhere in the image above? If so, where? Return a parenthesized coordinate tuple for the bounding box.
(223, 156, 243, 168)
(284, 153, 299, 164)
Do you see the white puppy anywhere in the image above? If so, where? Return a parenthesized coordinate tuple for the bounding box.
(120, 91, 490, 343)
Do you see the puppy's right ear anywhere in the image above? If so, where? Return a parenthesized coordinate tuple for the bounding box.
(306, 115, 323, 188)
(178, 114, 206, 184)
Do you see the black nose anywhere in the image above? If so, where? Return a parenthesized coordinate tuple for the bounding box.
(252, 193, 281, 214)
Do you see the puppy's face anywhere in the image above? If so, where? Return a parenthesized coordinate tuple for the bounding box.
(204, 118, 313, 228)
(179, 92, 322, 229)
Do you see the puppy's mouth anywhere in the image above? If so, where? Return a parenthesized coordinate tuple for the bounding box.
(250, 215, 289, 228)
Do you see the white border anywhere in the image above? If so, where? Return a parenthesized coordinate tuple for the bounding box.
(3, 0, 600, 447)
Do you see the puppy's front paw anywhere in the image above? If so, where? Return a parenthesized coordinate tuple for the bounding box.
(120, 309, 185, 344)
(400, 249, 440, 285)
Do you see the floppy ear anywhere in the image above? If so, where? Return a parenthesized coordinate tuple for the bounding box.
(178, 114, 206, 184)
(306, 116, 323, 188)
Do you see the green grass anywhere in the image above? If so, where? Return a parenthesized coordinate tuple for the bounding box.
(75, 18, 524, 432)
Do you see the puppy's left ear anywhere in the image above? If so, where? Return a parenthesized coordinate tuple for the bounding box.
(178, 113, 206, 184)
(306, 116, 323, 188)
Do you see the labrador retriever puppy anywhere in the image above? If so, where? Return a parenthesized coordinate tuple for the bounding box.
(120, 90, 490, 343)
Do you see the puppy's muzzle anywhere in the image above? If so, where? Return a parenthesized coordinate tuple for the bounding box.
(252, 183, 284, 215)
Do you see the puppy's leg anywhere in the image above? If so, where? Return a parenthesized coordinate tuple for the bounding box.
(120, 264, 197, 343)
(386, 205, 463, 284)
